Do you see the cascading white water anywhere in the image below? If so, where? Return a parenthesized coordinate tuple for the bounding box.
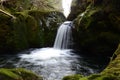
(54, 21, 73, 49)
(0, 21, 106, 80)
(0, 1, 107, 80)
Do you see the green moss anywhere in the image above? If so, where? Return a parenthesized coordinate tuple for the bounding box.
(0, 13, 13, 53)
(87, 74, 101, 80)
(73, 3, 120, 56)
(12, 14, 29, 51)
(0, 10, 65, 53)
(88, 74, 116, 80)
(25, 15, 41, 47)
(0, 69, 21, 80)
(0, 68, 43, 80)
(63, 73, 119, 80)
(62, 74, 83, 80)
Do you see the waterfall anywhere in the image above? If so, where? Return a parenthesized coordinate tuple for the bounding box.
(53, 21, 73, 49)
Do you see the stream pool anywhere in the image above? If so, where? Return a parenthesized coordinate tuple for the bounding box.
(0, 48, 108, 80)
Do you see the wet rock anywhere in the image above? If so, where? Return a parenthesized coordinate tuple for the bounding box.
(0, 68, 43, 80)
(0, 10, 65, 53)
(71, 0, 120, 56)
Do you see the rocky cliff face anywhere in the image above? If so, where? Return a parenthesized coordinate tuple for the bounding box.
(62, 0, 120, 79)
(0, 0, 65, 53)
(67, 0, 89, 20)
(69, 0, 120, 56)
(68, 0, 120, 20)
(0, 11, 65, 53)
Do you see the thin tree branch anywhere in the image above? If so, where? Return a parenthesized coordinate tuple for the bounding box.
(0, 8, 16, 19)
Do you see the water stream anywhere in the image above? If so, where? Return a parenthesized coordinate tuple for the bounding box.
(0, 48, 107, 80)
(54, 21, 73, 49)
(0, 21, 108, 80)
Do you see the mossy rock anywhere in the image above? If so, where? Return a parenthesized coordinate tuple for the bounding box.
(63, 74, 83, 80)
(62, 74, 118, 80)
(73, 4, 120, 56)
(0, 10, 65, 53)
(69, 0, 120, 56)
(12, 12, 42, 50)
(28, 10, 65, 47)
(63, 0, 120, 79)
(0, 13, 14, 53)
(0, 68, 43, 80)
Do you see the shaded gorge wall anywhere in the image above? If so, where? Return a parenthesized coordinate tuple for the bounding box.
(0, 0, 65, 53)
(63, 0, 120, 79)
(0, 11, 65, 53)
(68, 0, 120, 56)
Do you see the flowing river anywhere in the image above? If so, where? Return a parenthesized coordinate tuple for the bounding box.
(0, 21, 108, 80)
(0, 48, 108, 80)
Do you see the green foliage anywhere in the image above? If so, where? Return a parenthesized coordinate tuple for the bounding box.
(62, 74, 83, 80)
(0, 68, 20, 80)
(0, 68, 43, 80)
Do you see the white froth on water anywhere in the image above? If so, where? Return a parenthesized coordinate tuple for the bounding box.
(19, 48, 73, 61)
(18, 48, 80, 80)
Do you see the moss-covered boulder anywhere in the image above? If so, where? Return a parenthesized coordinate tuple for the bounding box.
(63, 44, 120, 80)
(0, 10, 65, 53)
(72, 0, 120, 56)
(0, 68, 43, 80)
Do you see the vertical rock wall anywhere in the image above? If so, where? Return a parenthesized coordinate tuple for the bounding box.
(69, 0, 120, 56)
(0, 0, 65, 53)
